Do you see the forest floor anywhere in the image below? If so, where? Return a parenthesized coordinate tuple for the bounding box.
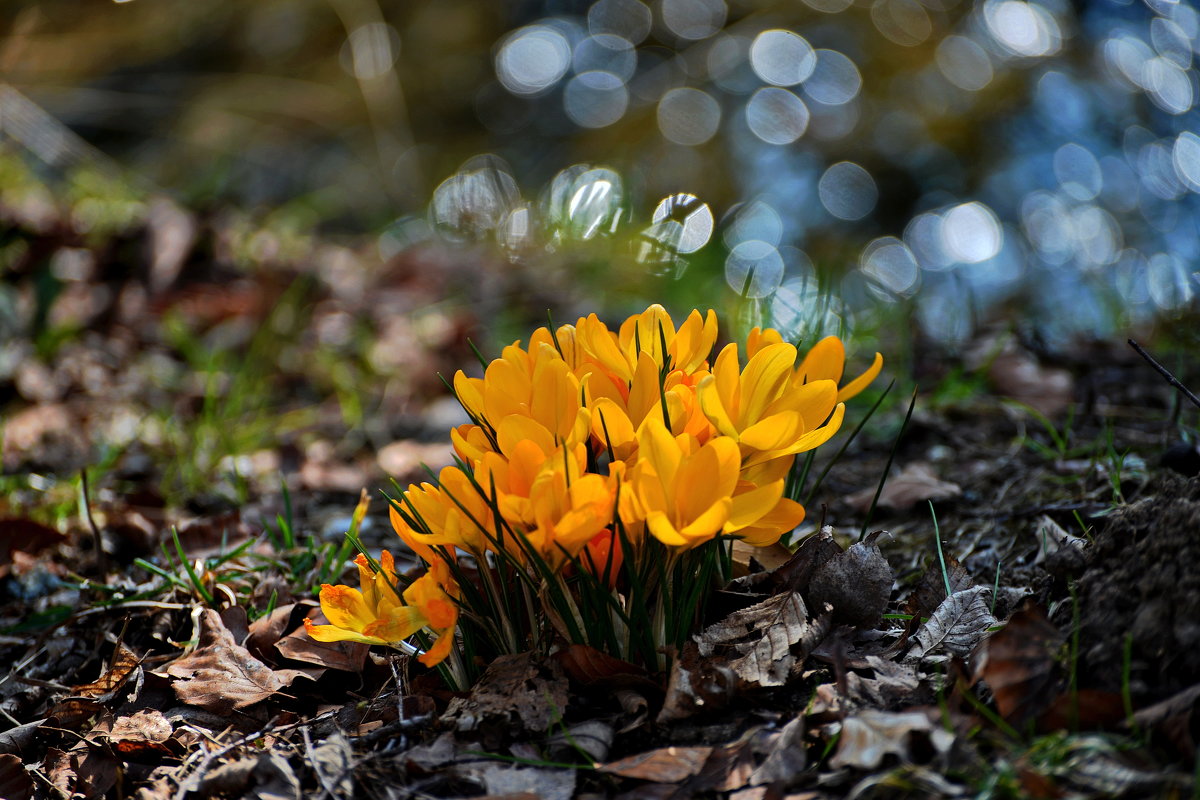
(2, 178, 1200, 799)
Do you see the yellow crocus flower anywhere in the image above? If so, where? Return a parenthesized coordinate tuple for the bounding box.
(697, 341, 846, 467)
(304, 551, 459, 666)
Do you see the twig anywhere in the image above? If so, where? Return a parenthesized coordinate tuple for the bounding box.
(1128, 339, 1200, 410)
(80, 468, 107, 576)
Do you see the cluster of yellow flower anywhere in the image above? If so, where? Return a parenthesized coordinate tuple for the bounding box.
(307, 305, 881, 667)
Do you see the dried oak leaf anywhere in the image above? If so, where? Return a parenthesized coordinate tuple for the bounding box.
(972, 601, 1063, 728)
(808, 531, 894, 628)
(165, 608, 311, 713)
(907, 586, 997, 662)
(844, 462, 962, 512)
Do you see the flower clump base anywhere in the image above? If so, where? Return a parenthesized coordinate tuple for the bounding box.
(308, 305, 881, 686)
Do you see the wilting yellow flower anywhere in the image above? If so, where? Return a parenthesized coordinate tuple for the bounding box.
(304, 551, 459, 666)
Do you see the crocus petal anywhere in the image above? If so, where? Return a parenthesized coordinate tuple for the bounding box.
(697, 374, 739, 439)
(418, 629, 456, 666)
(738, 411, 805, 452)
(836, 351, 884, 403)
(303, 618, 387, 645)
(726, 479, 786, 530)
(738, 343, 798, 428)
(796, 336, 845, 385)
(317, 584, 376, 631)
(676, 497, 732, 545)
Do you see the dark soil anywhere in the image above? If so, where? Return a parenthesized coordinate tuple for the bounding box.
(1072, 473, 1200, 703)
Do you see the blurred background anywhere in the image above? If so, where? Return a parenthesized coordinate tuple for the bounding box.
(2, 0, 1199, 505)
(6, 0, 1200, 343)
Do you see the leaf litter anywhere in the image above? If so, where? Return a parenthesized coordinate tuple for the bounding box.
(2, 188, 1199, 796)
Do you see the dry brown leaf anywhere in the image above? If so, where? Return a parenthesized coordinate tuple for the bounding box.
(697, 591, 813, 687)
(554, 644, 655, 691)
(907, 586, 997, 661)
(0, 517, 67, 576)
(46, 744, 119, 800)
(108, 709, 172, 744)
(599, 745, 713, 783)
(72, 642, 141, 698)
(903, 556, 974, 620)
(748, 716, 807, 785)
(453, 763, 576, 800)
(731, 540, 794, 577)
(0, 754, 33, 800)
(828, 709, 954, 770)
(165, 608, 311, 713)
(443, 653, 569, 735)
(275, 609, 367, 672)
(989, 350, 1074, 417)
(844, 462, 962, 512)
(972, 601, 1063, 727)
(808, 532, 894, 628)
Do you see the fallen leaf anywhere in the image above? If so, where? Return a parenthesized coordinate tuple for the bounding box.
(46, 744, 119, 800)
(165, 608, 311, 713)
(107, 709, 172, 744)
(1132, 682, 1200, 758)
(72, 642, 140, 698)
(907, 586, 997, 661)
(808, 531, 894, 628)
(828, 709, 955, 770)
(0, 517, 67, 577)
(0, 754, 33, 800)
(731, 539, 794, 577)
(903, 556, 974, 620)
(989, 350, 1074, 417)
(275, 609, 367, 672)
(697, 592, 815, 687)
(554, 644, 656, 692)
(454, 763, 576, 800)
(599, 746, 713, 783)
(845, 656, 921, 707)
(443, 653, 569, 735)
(546, 719, 613, 762)
(844, 462, 962, 512)
(748, 716, 806, 785)
(972, 601, 1063, 727)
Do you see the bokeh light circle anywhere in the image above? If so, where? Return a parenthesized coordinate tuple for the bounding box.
(564, 71, 629, 128)
(657, 88, 722, 145)
(496, 25, 573, 97)
(725, 239, 785, 297)
(745, 87, 810, 144)
(818, 161, 878, 221)
(749, 29, 816, 86)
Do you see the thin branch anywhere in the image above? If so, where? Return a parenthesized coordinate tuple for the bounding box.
(1128, 339, 1200, 411)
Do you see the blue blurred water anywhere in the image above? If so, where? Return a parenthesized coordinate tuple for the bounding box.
(423, 0, 1200, 345)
